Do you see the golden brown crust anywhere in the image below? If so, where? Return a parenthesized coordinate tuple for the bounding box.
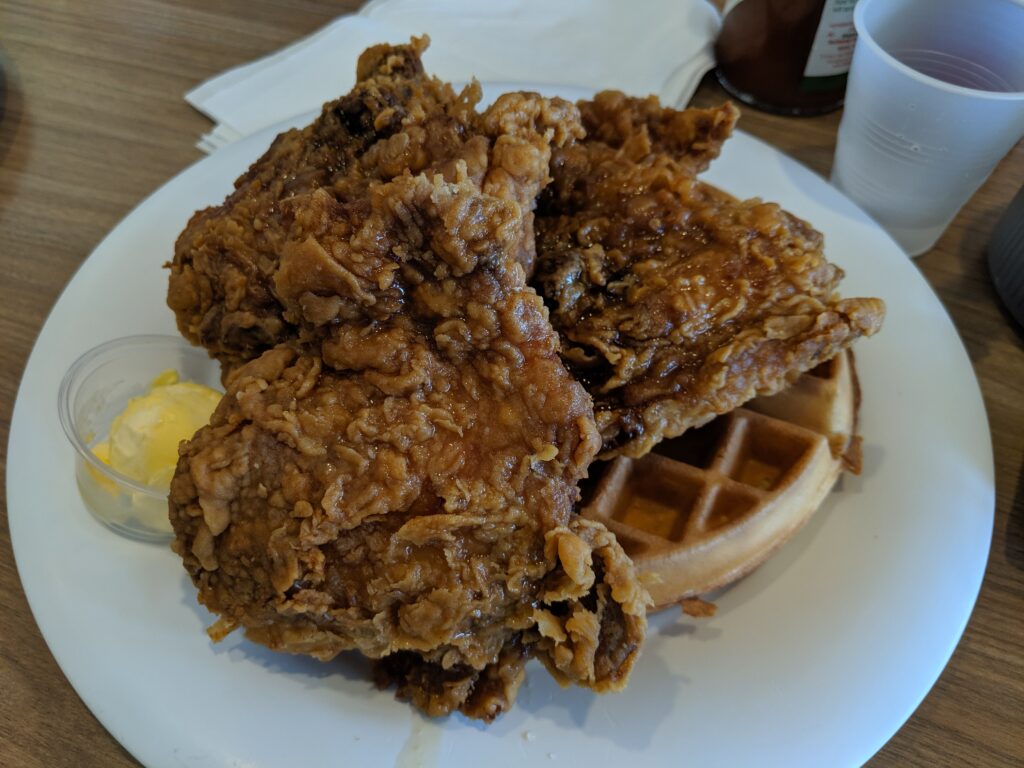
(374, 639, 529, 722)
(582, 350, 862, 608)
(165, 45, 885, 721)
(170, 169, 647, 721)
(578, 92, 739, 173)
(167, 38, 582, 371)
(534, 97, 884, 458)
(530, 518, 650, 691)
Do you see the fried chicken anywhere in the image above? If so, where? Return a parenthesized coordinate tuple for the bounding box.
(574, 90, 740, 174)
(534, 94, 885, 458)
(166, 37, 884, 721)
(169, 174, 649, 721)
(168, 36, 580, 371)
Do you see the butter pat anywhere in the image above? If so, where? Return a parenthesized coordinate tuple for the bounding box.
(93, 370, 221, 488)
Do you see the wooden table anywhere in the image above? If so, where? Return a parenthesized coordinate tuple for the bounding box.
(1, 2, 1020, 766)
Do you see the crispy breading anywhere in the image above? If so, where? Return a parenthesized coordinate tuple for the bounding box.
(166, 41, 884, 721)
(167, 37, 580, 371)
(534, 97, 884, 458)
(169, 172, 648, 721)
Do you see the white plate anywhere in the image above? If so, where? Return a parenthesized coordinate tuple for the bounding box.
(7, 85, 993, 768)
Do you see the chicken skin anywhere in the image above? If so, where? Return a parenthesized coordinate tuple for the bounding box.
(165, 37, 884, 722)
(534, 93, 885, 457)
(169, 174, 648, 721)
(168, 36, 581, 372)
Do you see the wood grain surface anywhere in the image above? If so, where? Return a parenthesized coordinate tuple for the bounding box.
(1, 2, 1021, 766)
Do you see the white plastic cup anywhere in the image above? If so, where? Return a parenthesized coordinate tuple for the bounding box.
(831, 0, 1024, 256)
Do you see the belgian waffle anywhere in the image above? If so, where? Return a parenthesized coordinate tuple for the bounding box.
(581, 350, 861, 610)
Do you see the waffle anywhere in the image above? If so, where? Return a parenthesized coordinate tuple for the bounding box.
(581, 350, 861, 610)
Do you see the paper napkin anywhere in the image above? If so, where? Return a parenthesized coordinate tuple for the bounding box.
(187, 0, 721, 152)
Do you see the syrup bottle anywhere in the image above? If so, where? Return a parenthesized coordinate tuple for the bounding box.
(715, 0, 859, 116)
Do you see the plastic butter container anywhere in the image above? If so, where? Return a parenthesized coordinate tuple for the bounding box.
(58, 336, 222, 542)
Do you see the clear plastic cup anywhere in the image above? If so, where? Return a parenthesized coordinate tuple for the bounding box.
(58, 336, 222, 543)
(831, 0, 1024, 256)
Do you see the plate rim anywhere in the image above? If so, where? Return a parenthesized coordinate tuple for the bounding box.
(6, 83, 995, 768)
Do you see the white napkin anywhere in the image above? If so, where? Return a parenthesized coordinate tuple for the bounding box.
(187, 0, 721, 153)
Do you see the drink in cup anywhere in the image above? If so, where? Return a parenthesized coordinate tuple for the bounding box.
(831, 0, 1024, 256)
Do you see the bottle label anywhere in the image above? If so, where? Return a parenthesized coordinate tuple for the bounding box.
(803, 0, 858, 78)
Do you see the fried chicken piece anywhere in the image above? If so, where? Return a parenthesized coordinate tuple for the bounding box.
(576, 90, 740, 174)
(535, 96, 885, 458)
(167, 36, 580, 371)
(169, 172, 648, 720)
